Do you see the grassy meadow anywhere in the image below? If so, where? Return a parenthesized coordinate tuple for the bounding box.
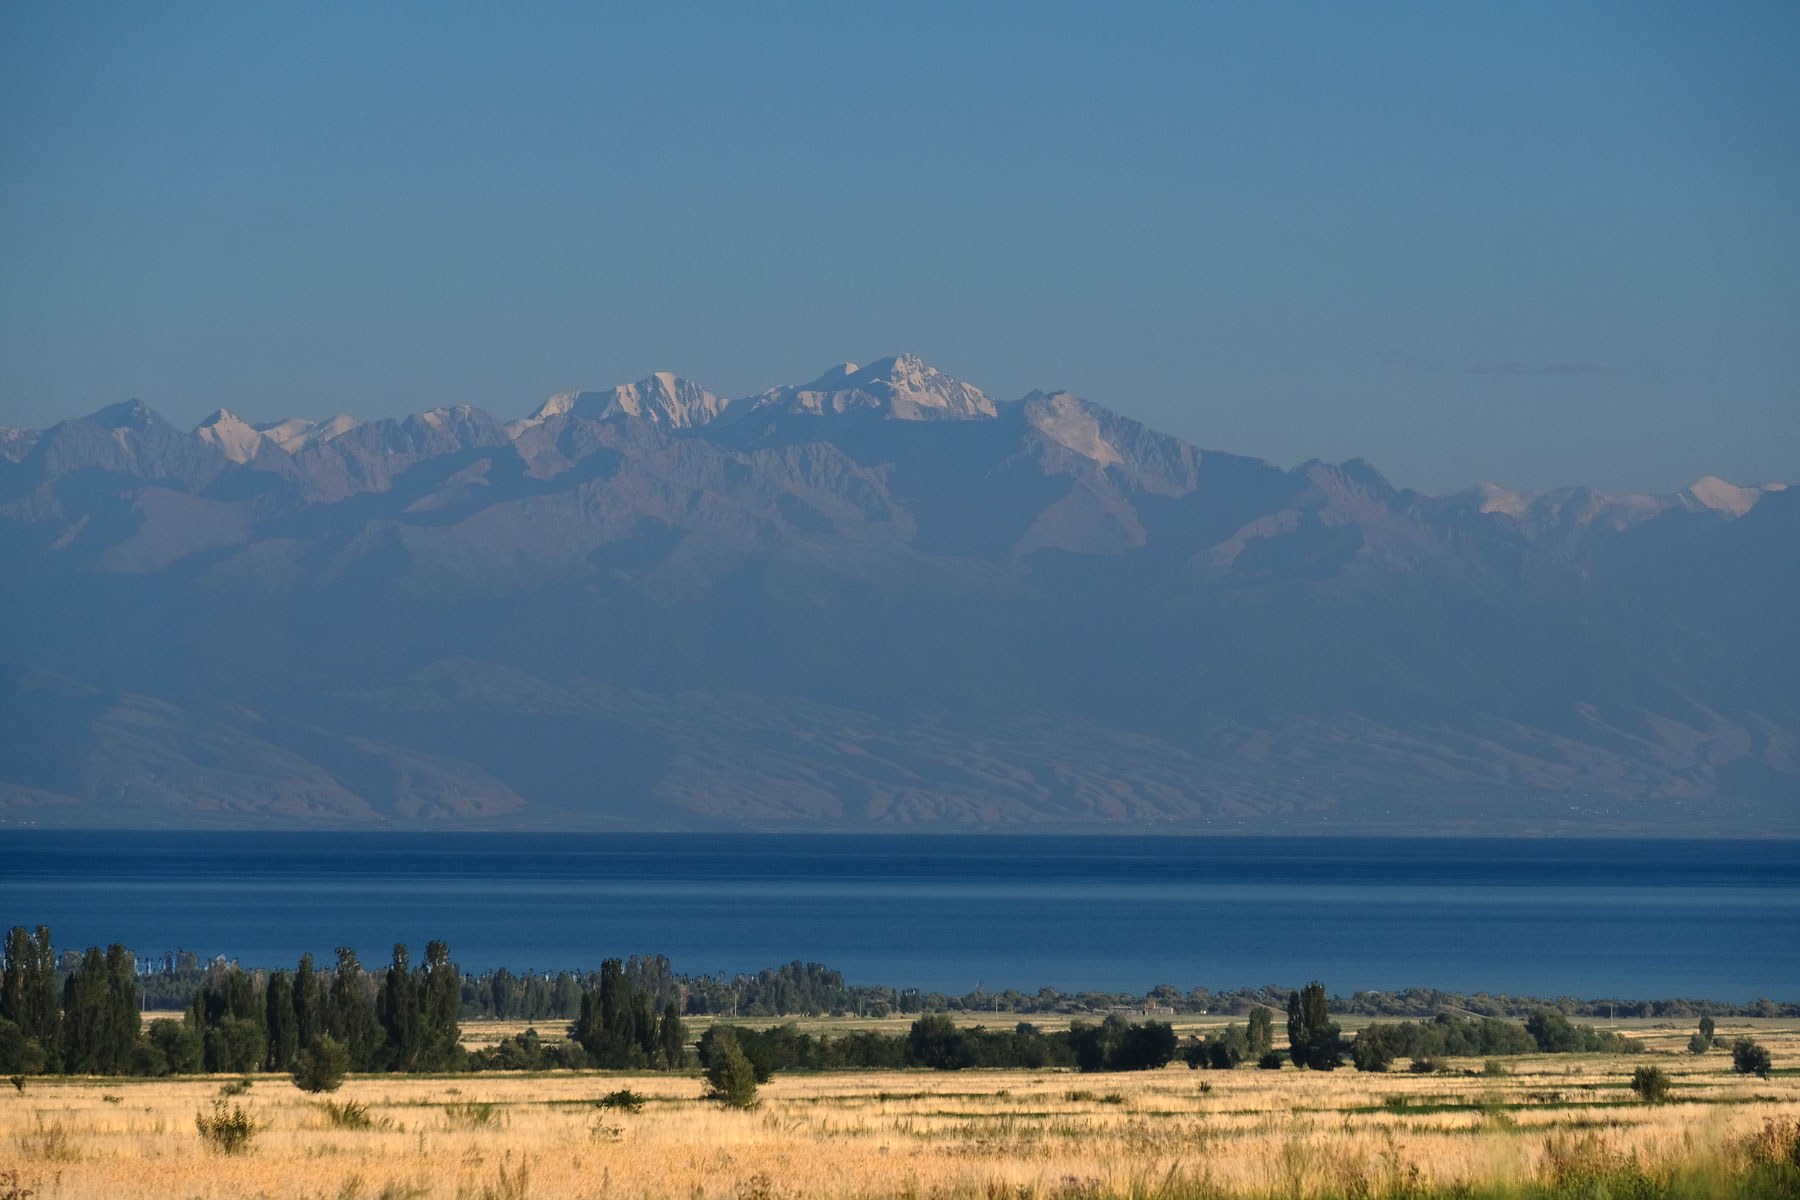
(3, 1018, 1796, 1200)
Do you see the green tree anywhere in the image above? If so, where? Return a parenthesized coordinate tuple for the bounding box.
(418, 941, 461, 1071)
(327, 948, 379, 1070)
(1351, 1030, 1395, 1072)
(1286, 982, 1341, 1070)
(632, 990, 658, 1061)
(377, 944, 421, 1071)
(1525, 1008, 1579, 1053)
(1732, 1037, 1772, 1079)
(577, 959, 638, 1068)
(1, 926, 60, 1069)
(103, 945, 140, 1070)
(657, 1000, 688, 1069)
(292, 1035, 350, 1092)
(264, 972, 298, 1072)
(0, 1016, 47, 1074)
(148, 1018, 202, 1074)
(601, 958, 634, 1050)
(1247, 1007, 1275, 1056)
(908, 1013, 971, 1070)
(702, 1029, 759, 1108)
(294, 954, 323, 1050)
(61, 947, 115, 1074)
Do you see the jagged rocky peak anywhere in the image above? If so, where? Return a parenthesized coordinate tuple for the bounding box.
(193, 409, 266, 464)
(509, 372, 730, 435)
(749, 354, 999, 421)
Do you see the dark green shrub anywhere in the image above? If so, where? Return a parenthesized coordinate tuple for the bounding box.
(1351, 1034, 1394, 1072)
(291, 1036, 350, 1093)
(703, 1031, 759, 1109)
(1733, 1037, 1773, 1079)
(1630, 1065, 1672, 1103)
(596, 1088, 646, 1113)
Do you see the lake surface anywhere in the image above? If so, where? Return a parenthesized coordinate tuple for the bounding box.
(4, 832, 1796, 1001)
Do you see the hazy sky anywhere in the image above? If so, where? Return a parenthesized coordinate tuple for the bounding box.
(2, 2, 1795, 495)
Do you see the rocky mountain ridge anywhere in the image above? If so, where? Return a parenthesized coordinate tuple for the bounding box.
(0, 356, 1793, 832)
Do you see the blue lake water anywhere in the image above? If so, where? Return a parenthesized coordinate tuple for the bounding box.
(3, 832, 1796, 1001)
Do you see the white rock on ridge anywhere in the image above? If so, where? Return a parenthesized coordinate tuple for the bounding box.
(742, 354, 999, 421)
(0, 426, 41, 463)
(1022, 390, 1122, 466)
(193, 410, 266, 463)
(507, 372, 733, 436)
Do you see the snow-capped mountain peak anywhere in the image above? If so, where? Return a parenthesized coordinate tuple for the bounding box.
(508, 373, 732, 436)
(747, 354, 998, 421)
(193, 409, 265, 463)
(255, 414, 360, 453)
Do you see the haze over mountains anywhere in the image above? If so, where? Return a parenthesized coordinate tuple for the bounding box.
(1, 356, 1794, 833)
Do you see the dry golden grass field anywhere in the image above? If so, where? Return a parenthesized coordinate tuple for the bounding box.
(3, 1020, 1796, 1200)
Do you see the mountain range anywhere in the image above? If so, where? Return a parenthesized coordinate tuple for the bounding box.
(1, 355, 1794, 833)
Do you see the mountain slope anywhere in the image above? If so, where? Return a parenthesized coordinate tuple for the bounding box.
(0, 358, 1792, 831)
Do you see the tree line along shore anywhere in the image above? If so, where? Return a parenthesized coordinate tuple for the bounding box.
(1, 926, 1786, 1085)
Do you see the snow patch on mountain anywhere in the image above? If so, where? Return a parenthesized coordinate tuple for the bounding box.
(194, 410, 266, 463)
(1684, 475, 1786, 517)
(745, 354, 998, 421)
(257, 414, 360, 452)
(508, 372, 732, 435)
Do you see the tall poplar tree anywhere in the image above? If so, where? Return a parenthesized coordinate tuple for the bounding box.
(294, 953, 323, 1049)
(265, 971, 298, 1071)
(1286, 981, 1341, 1070)
(2, 926, 61, 1068)
(103, 945, 139, 1070)
(377, 944, 421, 1071)
(418, 941, 460, 1071)
(327, 947, 379, 1071)
(60, 947, 113, 1073)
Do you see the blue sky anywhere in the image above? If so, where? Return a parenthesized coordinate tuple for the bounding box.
(2, 1, 1795, 494)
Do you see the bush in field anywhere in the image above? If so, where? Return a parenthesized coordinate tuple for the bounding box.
(1630, 1066, 1672, 1103)
(319, 1099, 374, 1128)
(596, 1088, 646, 1113)
(1351, 1033, 1394, 1072)
(1257, 1050, 1284, 1070)
(703, 1030, 759, 1109)
(1733, 1037, 1773, 1079)
(291, 1036, 350, 1093)
(195, 1098, 255, 1154)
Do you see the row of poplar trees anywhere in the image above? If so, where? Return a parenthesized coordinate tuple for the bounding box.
(573, 957, 688, 1068)
(0, 926, 464, 1077)
(1, 927, 140, 1075)
(182, 942, 462, 1075)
